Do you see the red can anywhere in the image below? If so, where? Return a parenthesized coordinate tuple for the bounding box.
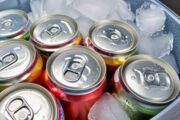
(30, 15, 83, 63)
(45, 45, 107, 120)
(0, 40, 44, 90)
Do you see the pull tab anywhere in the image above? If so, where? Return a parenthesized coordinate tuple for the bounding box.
(45, 24, 61, 38)
(6, 96, 34, 120)
(63, 55, 86, 82)
(0, 52, 18, 71)
(133, 67, 171, 89)
(106, 28, 122, 41)
(99, 27, 130, 46)
(0, 19, 14, 30)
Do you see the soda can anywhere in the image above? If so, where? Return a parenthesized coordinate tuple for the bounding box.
(0, 9, 30, 41)
(85, 20, 138, 72)
(112, 55, 180, 119)
(0, 83, 64, 120)
(30, 15, 83, 62)
(0, 40, 43, 90)
(45, 45, 107, 120)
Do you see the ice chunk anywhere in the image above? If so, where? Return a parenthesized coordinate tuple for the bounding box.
(66, 0, 74, 6)
(76, 16, 95, 38)
(0, 113, 7, 120)
(106, 11, 123, 21)
(27, 12, 35, 23)
(30, 0, 46, 20)
(88, 93, 130, 120)
(43, 0, 67, 15)
(161, 54, 180, 74)
(43, 0, 81, 19)
(136, 2, 166, 36)
(71, 0, 115, 21)
(137, 32, 174, 58)
(65, 7, 81, 19)
(111, 0, 135, 21)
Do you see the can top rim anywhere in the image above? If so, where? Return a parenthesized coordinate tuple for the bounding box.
(120, 55, 180, 104)
(0, 83, 58, 120)
(30, 15, 79, 49)
(89, 20, 138, 55)
(0, 9, 29, 38)
(0, 39, 37, 84)
(46, 45, 106, 95)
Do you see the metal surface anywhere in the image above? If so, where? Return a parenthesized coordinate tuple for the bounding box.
(89, 20, 137, 56)
(30, 15, 78, 46)
(0, 40, 35, 81)
(51, 50, 101, 89)
(0, 9, 29, 39)
(0, 83, 58, 120)
(46, 45, 106, 95)
(0, 0, 180, 119)
(121, 55, 180, 104)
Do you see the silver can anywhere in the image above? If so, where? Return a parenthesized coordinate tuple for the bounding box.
(112, 55, 180, 119)
(85, 20, 138, 71)
(30, 15, 82, 59)
(45, 45, 107, 96)
(45, 45, 107, 120)
(0, 40, 43, 90)
(0, 9, 30, 41)
(0, 83, 64, 120)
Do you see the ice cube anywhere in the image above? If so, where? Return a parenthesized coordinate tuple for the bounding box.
(106, 11, 123, 21)
(0, 113, 7, 120)
(137, 32, 174, 58)
(65, 6, 81, 19)
(76, 16, 95, 38)
(88, 93, 130, 120)
(71, 0, 115, 21)
(161, 54, 180, 74)
(66, 0, 74, 6)
(136, 2, 166, 36)
(43, 0, 81, 19)
(30, 0, 47, 21)
(27, 12, 35, 23)
(30, 0, 44, 19)
(111, 0, 135, 21)
(43, 0, 67, 15)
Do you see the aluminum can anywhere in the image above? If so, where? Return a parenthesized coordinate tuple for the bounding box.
(112, 55, 180, 119)
(0, 9, 30, 41)
(0, 83, 64, 120)
(30, 15, 83, 63)
(0, 40, 43, 90)
(85, 20, 138, 72)
(45, 45, 107, 120)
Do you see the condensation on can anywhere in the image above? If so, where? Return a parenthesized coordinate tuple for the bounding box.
(0, 83, 64, 120)
(0, 9, 31, 41)
(85, 20, 138, 72)
(0, 40, 43, 90)
(30, 15, 83, 63)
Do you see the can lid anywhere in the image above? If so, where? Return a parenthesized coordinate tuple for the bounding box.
(47, 46, 106, 95)
(0, 9, 29, 38)
(0, 40, 36, 82)
(121, 55, 179, 103)
(89, 20, 137, 55)
(31, 15, 78, 47)
(0, 83, 58, 120)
